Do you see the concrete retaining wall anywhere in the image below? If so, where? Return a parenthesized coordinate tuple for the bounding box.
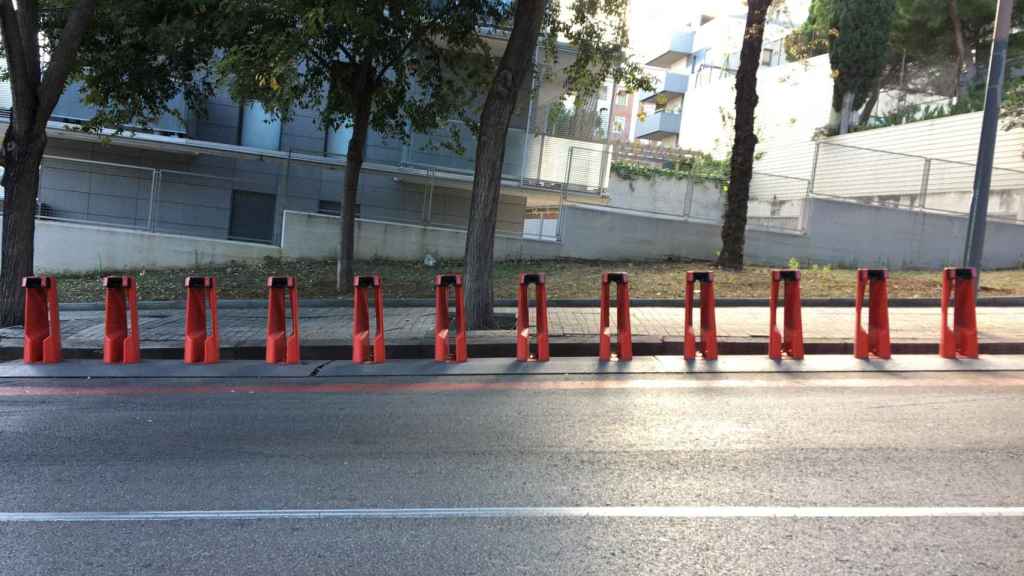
(280, 211, 562, 261)
(280, 199, 1024, 269)
(28, 219, 281, 273)
(14, 195, 1024, 274)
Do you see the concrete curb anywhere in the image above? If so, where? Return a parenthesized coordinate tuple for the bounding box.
(4, 355, 1024, 380)
(54, 296, 1024, 312)
(4, 337, 1023, 361)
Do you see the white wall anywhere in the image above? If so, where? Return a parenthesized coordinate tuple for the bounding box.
(606, 174, 723, 219)
(28, 219, 281, 273)
(17, 193, 1024, 275)
(680, 55, 836, 157)
(280, 211, 562, 261)
(756, 113, 1024, 217)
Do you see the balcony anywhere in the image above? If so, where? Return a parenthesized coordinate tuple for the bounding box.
(645, 31, 695, 68)
(639, 72, 689, 104)
(636, 110, 681, 140)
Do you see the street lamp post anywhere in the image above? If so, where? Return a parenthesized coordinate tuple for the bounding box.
(963, 0, 1015, 277)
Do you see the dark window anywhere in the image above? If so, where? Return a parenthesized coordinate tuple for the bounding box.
(318, 200, 359, 218)
(229, 190, 276, 243)
(318, 200, 341, 215)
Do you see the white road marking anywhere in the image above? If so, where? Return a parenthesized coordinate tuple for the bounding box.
(1, 506, 1023, 523)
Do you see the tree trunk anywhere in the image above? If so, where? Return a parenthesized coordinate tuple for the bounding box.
(839, 91, 855, 134)
(857, 86, 880, 128)
(463, 0, 545, 329)
(336, 68, 374, 293)
(0, 128, 46, 326)
(948, 0, 976, 99)
(718, 0, 773, 271)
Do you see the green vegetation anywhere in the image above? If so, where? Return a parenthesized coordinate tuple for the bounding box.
(610, 153, 730, 184)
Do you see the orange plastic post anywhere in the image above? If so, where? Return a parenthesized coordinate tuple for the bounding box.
(353, 274, 385, 364)
(684, 271, 718, 361)
(184, 276, 219, 364)
(599, 272, 633, 361)
(939, 267, 978, 359)
(102, 276, 140, 364)
(516, 273, 550, 362)
(22, 276, 61, 364)
(266, 276, 300, 364)
(854, 269, 891, 360)
(769, 269, 804, 360)
(434, 274, 467, 363)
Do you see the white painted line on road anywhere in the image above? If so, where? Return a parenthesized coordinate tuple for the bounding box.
(2, 506, 1023, 523)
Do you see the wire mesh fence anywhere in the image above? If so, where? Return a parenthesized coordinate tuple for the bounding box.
(22, 149, 557, 246)
(810, 142, 1024, 224)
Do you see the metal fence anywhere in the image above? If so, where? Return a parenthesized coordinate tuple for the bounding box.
(809, 141, 1024, 224)
(22, 149, 559, 245)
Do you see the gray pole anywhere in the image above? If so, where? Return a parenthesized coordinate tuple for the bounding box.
(963, 0, 1014, 273)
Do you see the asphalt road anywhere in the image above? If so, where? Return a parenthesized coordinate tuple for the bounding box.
(1, 371, 1022, 574)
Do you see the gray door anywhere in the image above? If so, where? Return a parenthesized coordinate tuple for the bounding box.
(229, 190, 276, 243)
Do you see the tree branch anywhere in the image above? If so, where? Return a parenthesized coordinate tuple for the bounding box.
(35, 0, 97, 131)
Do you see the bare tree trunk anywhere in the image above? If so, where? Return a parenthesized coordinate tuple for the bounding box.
(336, 68, 373, 293)
(463, 0, 545, 329)
(948, 0, 976, 98)
(718, 0, 773, 271)
(0, 0, 97, 326)
(0, 128, 46, 326)
(839, 91, 855, 134)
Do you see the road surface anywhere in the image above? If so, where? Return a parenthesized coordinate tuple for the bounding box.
(1, 370, 1022, 574)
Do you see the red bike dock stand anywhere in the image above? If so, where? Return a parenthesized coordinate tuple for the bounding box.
(599, 272, 633, 361)
(854, 269, 891, 360)
(516, 273, 550, 362)
(939, 267, 978, 359)
(434, 274, 467, 363)
(266, 276, 300, 364)
(22, 276, 61, 364)
(769, 269, 804, 360)
(684, 271, 718, 361)
(102, 276, 140, 364)
(184, 276, 220, 364)
(353, 274, 385, 364)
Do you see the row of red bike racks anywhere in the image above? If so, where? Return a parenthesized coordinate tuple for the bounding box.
(855, 269, 891, 360)
(517, 273, 550, 362)
(353, 275, 385, 364)
(434, 274, 468, 363)
(599, 272, 633, 361)
(103, 276, 140, 364)
(940, 267, 979, 359)
(266, 277, 301, 364)
(19, 267, 981, 364)
(684, 271, 717, 361)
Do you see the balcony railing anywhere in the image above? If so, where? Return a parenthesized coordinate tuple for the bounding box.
(636, 111, 682, 140)
(639, 72, 689, 104)
(646, 31, 696, 68)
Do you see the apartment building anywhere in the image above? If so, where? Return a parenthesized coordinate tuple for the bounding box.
(635, 12, 797, 149)
(0, 37, 611, 248)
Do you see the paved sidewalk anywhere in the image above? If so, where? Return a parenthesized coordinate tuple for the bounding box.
(0, 303, 1020, 349)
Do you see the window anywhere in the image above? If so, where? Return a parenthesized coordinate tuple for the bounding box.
(615, 91, 629, 106)
(761, 48, 775, 66)
(239, 102, 282, 150)
(612, 116, 626, 135)
(228, 190, 276, 243)
(326, 124, 354, 156)
(317, 200, 341, 215)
